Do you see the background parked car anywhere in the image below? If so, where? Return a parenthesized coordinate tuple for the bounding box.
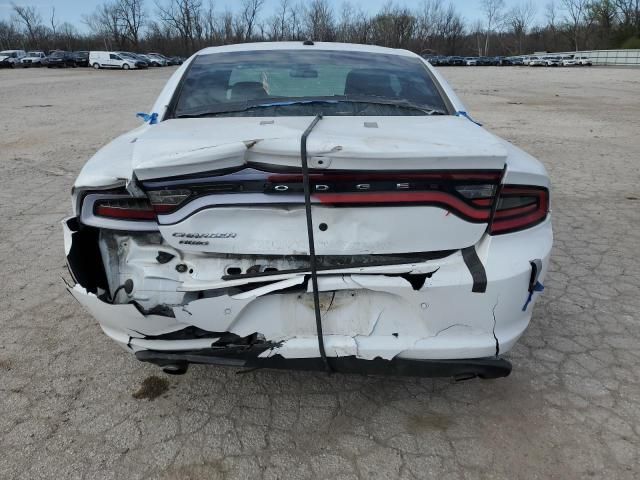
(528, 56, 545, 66)
(464, 57, 478, 66)
(502, 57, 523, 66)
(73, 51, 90, 67)
(167, 56, 184, 65)
(137, 54, 160, 66)
(0, 50, 26, 68)
(47, 51, 76, 68)
(574, 55, 593, 66)
(146, 53, 168, 66)
(116, 52, 149, 68)
(90, 51, 137, 69)
(21, 51, 46, 67)
(543, 56, 562, 66)
(148, 52, 173, 65)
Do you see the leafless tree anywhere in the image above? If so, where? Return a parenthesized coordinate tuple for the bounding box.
(587, 0, 618, 47)
(481, 0, 505, 55)
(116, 0, 146, 47)
(156, 0, 203, 51)
(335, 2, 371, 44)
(84, 2, 126, 49)
(415, 0, 443, 51)
(614, 0, 640, 31)
(304, 0, 335, 41)
(508, 1, 537, 54)
(11, 2, 43, 45)
(238, 0, 265, 41)
(0, 19, 21, 50)
(371, 5, 416, 49)
(560, 0, 589, 50)
(471, 19, 484, 56)
(266, 0, 290, 40)
(50, 7, 58, 39)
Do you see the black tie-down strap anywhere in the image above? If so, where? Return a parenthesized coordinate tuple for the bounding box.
(300, 114, 331, 373)
(461, 246, 487, 293)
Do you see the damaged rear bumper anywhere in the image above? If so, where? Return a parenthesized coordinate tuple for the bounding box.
(63, 216, 552, 378)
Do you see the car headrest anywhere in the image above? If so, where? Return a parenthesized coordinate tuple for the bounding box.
(229, 81, 268, 101)
(344, 69, 395, 98)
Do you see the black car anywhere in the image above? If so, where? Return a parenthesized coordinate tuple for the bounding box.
(167, 56, 184, 66)
(447, 56, 465, 66)
(476, 57, 493, 66)
(73, 51, 89, 67)
(429, 56, 449, 66)
(47, 51, 76, 68)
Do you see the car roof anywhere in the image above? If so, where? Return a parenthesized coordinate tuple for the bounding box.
(196, 41, 418, 59)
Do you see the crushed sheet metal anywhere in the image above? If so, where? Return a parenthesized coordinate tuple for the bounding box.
(231, 276, 305, 300)
(69, 285, 188, 338)
(178, 262, 439, 292)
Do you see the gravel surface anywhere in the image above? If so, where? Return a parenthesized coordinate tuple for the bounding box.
(1, 65, 639, 479)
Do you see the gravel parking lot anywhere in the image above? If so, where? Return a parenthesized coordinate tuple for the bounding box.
(1, 65, 639, 480)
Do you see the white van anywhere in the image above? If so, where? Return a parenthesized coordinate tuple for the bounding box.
(89, 51, 137, 70)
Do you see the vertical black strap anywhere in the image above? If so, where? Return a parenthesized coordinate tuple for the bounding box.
(461, 246, 487, 293)
(300, 114, 331, 373)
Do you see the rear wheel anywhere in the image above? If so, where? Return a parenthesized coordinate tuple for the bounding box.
(122, 63, 130, 70)
(92, 63, 100, 69)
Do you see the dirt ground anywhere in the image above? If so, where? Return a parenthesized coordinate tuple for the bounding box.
(1, 65, 639, 480)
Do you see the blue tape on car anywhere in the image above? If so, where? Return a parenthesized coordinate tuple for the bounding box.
(136, 112, 158, 124)
(456, 111, 482, 126)
(522, 281, 544, 311)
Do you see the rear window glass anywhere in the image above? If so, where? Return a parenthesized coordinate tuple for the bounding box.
(172, 49, 448, 118)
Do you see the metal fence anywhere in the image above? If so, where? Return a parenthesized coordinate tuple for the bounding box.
(553, 49, 640, 66)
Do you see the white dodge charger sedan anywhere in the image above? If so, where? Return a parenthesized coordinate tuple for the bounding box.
(63, 42, 552, 379)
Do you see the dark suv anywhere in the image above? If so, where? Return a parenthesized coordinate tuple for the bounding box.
(47, 51, 76, 68)
(73, 51, 90, 67)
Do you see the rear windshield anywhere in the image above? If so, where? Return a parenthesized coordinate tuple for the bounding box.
(172, 49, 448, 118)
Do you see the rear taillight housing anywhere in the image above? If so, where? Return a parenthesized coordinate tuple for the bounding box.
(147, 189, 191, 214)
(93, 198, 156, 220)
(489, 185, 549, 235)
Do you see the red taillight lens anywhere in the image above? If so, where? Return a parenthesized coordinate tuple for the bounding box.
(489, 185, 549, 235)
(94, 198, 156, 220)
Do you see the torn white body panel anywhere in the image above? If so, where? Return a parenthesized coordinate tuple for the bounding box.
(67, 217, 552, 361)
(158, 205, 488, 255)
(130, 116, 507, 180)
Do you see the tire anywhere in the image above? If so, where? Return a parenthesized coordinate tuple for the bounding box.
(92, 63, 100, 69)
(122, 63, 130, 70)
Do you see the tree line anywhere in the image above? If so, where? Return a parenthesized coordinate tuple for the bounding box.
(1, 0, 639, 56)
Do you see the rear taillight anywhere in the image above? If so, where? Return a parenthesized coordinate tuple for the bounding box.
(489, 186, 549, 235)
(94, 198, 156, 220)
(147, 189, 191, 214)
(140, 169, 505, 222)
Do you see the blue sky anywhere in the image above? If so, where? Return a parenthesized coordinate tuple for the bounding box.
(0, 0, 548, 29)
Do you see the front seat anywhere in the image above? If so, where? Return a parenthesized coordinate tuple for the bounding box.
(229, 81, 268, 102)
(344, 69, 395, 98)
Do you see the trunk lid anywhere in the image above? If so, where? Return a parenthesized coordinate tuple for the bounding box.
(134, 116, 507, 255)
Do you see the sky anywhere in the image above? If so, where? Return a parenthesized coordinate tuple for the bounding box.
(0, 0, 548, 30)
